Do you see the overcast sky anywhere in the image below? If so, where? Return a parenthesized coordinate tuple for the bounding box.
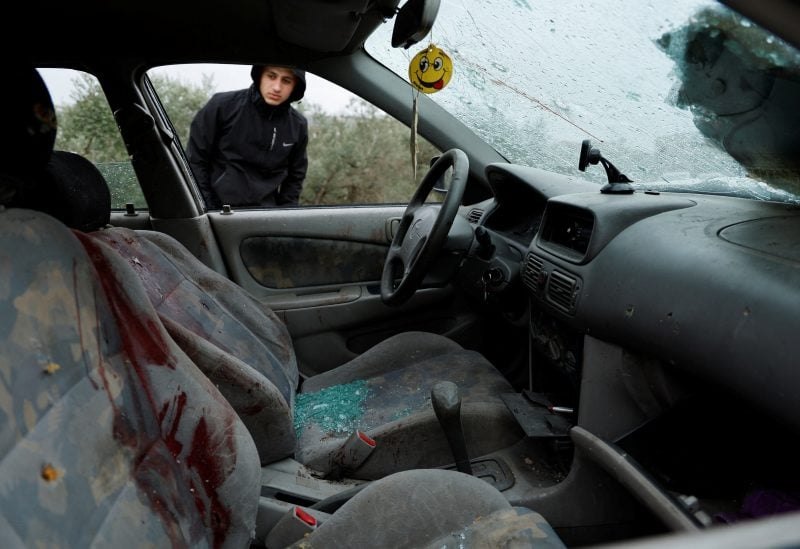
(39, 64, 356, 113)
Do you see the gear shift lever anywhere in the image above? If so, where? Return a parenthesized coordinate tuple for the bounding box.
(431, 381, 473, 475)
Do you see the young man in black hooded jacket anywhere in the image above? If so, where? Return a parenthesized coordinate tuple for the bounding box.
(187, 65, 309, 208)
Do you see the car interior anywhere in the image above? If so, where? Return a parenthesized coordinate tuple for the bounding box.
(2, 0, 800, 547)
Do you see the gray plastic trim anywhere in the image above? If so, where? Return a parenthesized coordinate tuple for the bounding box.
(570, 426, 702, 533)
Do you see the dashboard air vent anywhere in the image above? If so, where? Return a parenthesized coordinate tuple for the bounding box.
(467, 208, 484, 224)
(522, 253, 545, 293)
(547, 271, 579, 313)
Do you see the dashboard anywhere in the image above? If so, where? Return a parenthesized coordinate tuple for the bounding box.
(455, 161, 800, 532)
(462, 164, 800, 540)
(473, 162, 800, 431)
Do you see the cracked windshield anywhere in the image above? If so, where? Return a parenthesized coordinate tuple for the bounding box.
(367, 0, 800, 203)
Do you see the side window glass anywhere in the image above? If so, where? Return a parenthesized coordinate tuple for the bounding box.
(38, 68, 145, 210)
(148, 63, 441, 209)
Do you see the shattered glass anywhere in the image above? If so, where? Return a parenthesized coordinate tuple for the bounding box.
(294, 380, 370, 437)
(366, 0, 800, 202)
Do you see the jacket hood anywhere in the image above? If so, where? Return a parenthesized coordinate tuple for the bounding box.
(250, 65, 306, 103)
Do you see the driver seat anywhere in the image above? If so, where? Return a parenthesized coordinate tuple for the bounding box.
(19, 123, 524, 479)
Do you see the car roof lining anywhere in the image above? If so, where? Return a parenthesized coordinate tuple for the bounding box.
(28, 0, 401, 66)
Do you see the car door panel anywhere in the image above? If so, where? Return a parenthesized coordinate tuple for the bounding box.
(240, 235, 386, 288)
(209, 206, 479, 375)
(210, 206, 399, 295)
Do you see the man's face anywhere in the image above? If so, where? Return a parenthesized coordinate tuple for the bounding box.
(258, 66, 297, 106)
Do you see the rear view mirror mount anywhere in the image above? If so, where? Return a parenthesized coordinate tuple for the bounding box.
(391, 0, 441, 49)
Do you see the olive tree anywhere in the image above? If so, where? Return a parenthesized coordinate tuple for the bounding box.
(301, 99, 440, 205)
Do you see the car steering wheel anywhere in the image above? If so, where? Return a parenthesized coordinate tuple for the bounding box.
(381, 148, 469, 306)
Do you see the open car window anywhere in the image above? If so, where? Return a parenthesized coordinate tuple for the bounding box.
(147, 64, 443, 209)
(38, 68, 145, 210)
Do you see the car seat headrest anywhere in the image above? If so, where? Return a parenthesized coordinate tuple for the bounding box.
(0, 66, 57, 203)
(46, 150, 112, 231)
(13, 150, 112, 232)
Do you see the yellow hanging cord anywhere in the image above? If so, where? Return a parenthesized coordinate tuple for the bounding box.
(410, 88, 420, 183)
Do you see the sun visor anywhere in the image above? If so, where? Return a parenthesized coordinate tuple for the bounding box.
(271, 0, 377, 52)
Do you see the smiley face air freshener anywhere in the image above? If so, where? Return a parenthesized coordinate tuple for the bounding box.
(409, 44, 452, 93)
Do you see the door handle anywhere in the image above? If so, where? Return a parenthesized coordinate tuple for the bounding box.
(385, 217, 401, 241)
